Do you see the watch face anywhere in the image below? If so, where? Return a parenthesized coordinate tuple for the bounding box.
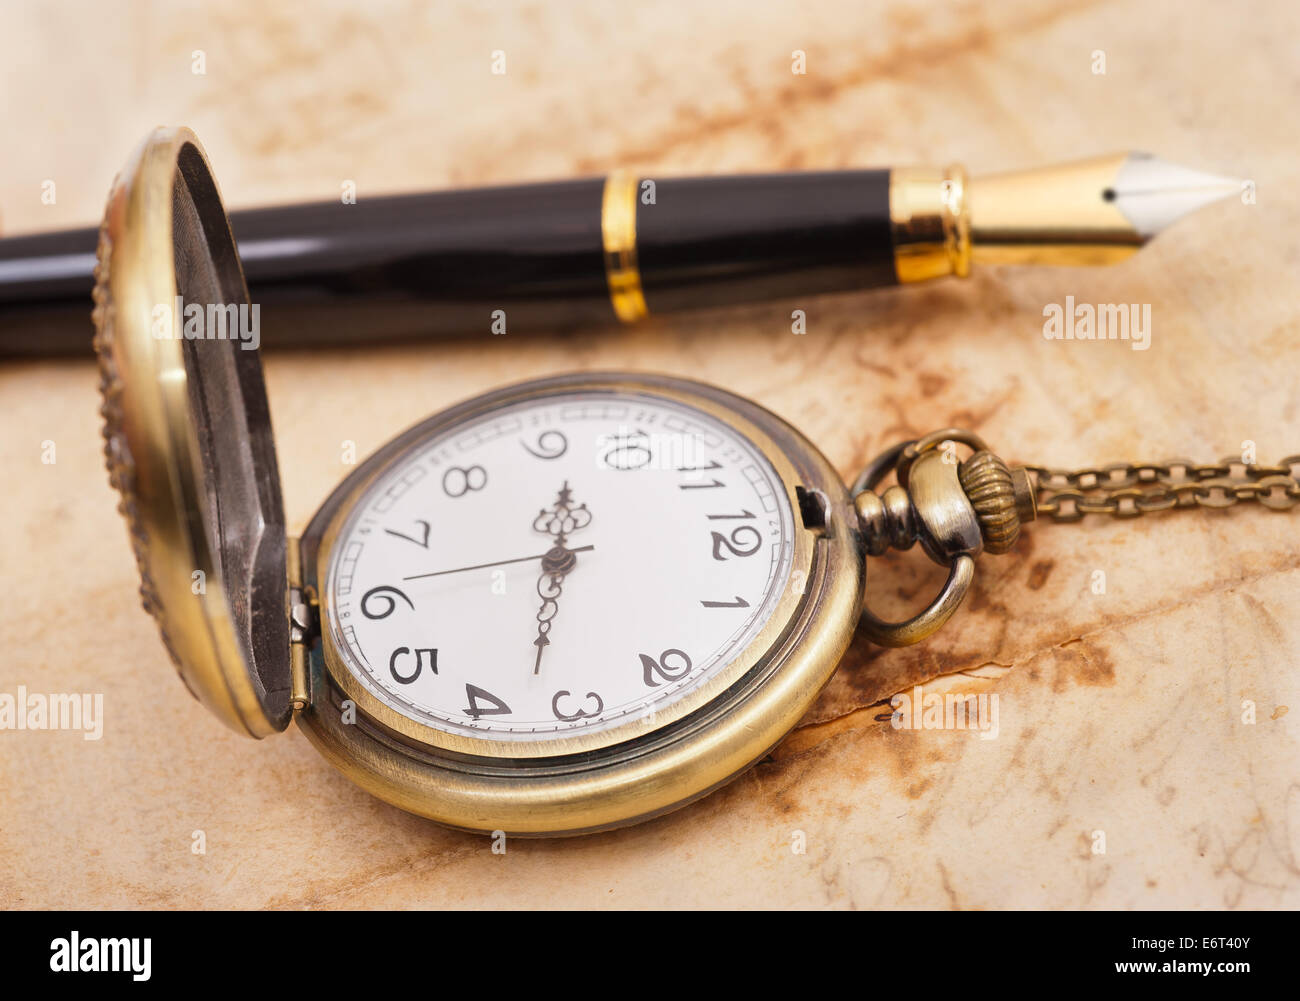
(323, 388, 796, 744)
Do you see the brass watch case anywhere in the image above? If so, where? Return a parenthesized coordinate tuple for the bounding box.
(296, 372, 864, 835)
(93, 126, 292, 739)
(94, 126, 866, 837)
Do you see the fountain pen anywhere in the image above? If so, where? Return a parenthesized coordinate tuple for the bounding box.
(0, 152, 1241, 356)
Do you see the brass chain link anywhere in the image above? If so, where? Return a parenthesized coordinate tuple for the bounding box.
(1027, 455, 1300, 522)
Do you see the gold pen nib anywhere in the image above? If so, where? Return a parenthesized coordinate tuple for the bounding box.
(967, 152, 1243, 268)
(889, 152, 1244, 281)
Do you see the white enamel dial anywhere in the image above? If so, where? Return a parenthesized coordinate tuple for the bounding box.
(323, 389, 796, 742)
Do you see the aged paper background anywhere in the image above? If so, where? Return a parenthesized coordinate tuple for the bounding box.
(1, 0, 1297, 908)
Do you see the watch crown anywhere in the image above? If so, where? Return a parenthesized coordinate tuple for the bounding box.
(957, 450, 1036, 554)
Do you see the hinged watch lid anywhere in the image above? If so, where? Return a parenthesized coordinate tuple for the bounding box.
(93, 127, 292, 738)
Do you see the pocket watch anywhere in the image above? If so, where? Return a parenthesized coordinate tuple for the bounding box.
(94, 128, 1300, 836)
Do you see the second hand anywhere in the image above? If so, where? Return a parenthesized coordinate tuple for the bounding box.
(402, 545, 595, 582)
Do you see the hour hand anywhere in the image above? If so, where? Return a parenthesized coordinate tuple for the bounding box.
(529, 481, 592, 675)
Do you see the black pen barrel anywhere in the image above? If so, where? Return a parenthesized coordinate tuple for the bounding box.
(636, 170, 895, 312)
(0, 170, 898, 356)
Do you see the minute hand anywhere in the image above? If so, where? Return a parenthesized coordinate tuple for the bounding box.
(403, 545, 594, 582)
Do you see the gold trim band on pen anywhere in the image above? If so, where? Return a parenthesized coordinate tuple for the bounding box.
(889, 165, 972, 284)
(601, 170, 649, 323)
